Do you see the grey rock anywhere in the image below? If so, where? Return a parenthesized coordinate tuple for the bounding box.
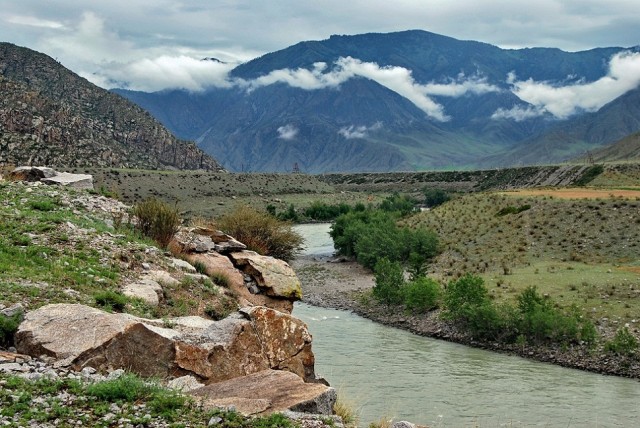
(170, 258, 197, 273)
(42, 172, 94, 190)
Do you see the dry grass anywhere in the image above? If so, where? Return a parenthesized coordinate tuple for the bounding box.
(405, 191, 640, 330)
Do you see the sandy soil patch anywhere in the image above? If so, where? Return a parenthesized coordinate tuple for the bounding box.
(502, 188, 640, 199)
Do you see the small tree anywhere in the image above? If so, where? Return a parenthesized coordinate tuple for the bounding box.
(373, 258, 405, 305)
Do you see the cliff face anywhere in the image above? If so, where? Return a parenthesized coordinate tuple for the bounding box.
(0, 43, 225, 171)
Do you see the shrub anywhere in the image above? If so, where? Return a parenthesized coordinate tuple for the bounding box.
(94, 290, 128, 312)
(403, 276, 441, 312)
(496, 204, 531, 216)
(131, 197, 180, 247)
(0, 313, 21, 348)
(423, 188, 450, 208)
(604, 327, 639, 356)
(331, 210, 438, 270)
(379, 193, 417, 216)
(443, 274, 489, 321)
(373, 258, 404, 305)
(304, 201, 352, 221)
(216, 205, 303, 261)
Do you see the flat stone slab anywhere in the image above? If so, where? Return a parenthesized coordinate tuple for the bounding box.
(190, 369, 336, 416)
(42, 172, 93, 190)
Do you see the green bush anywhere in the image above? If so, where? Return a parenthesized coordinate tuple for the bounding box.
(331, 210, 438, 270)
(379, 193, 417, 216)
(403, 276, 441, 312)
(131, 197, 180, 247)
(94, 290, 128, 312)
(423, 188, 451, 208)
(217, 205, 303, 261)
(303, 201, 352, 221)
(373, 258, 405, 305)
(0, 313, 21, 348)
(604, 327, 639, 356)
(443, 274, 490, 321)
(496, 204, 531, 216)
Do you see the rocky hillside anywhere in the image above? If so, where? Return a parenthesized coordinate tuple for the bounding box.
(0, 43, 225, 172)
(0, 177, 340, 426)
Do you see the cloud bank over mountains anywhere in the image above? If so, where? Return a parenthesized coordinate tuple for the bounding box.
(9, 10, 639, 123)
(494, 51, 640, 120)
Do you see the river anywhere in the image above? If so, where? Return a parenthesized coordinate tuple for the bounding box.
(292, 224, 640, 427)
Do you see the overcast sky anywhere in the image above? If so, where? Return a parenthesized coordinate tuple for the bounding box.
(1, 1, 639, 120)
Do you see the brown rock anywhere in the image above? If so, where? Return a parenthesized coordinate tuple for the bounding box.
(174, 313, 269, 383)
(15, 304, 317, 385)
(229, 251, 302, 300)
(243, 307, 316, 382)
(186, 252, 293, 313)
(190, 369, 336, 416)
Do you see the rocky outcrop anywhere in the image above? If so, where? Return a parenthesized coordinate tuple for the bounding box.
(8, 166, 93, 190)
(229, 251, 303, 300)
(15, 303, 317, 384)
(173, 226, 302, 314)
(190, 369, 336, 416)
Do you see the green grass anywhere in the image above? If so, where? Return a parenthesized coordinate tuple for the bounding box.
(0, 372, 303, 427)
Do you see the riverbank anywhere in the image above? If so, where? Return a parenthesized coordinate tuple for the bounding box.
(292, 255, 640, 380)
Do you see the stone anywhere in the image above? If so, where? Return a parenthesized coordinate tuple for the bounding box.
(186, 253, 293, 313)
(242, 306, 315, 382)
(146, 270, 180, 287)
(0, 303, 24, 319)
(15, 304, 178, 376)
(15, 303, 317, 385)
(170, 257, 197, 273)
(190, 369, 336, 416)
(121, 278, 163, 306)
(229, 251, 302, 300)
(8, 166, 56, 181)
(392, 422, 417, 428)
(168, 375, 205, 392)
(42, 172, 94, 190)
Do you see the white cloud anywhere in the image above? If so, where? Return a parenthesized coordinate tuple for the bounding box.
(338, 122, 383, 139)
(238, 57, 500, 121)
(501, 51, 640, 119)
(277, 124, 298, 140)
(491, 105, 546, 121)
(5, 14, 66, 29)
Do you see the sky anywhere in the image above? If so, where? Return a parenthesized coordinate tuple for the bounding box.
(1, 0, 640, 121)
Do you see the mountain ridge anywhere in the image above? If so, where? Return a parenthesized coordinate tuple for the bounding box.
(0, 42, 225, 171)
(112, 30, 640, 172)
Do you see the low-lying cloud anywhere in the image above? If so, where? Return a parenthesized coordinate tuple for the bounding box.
(239, 58, 500, 121)
(338, 122, 383, 139)
(495, 51, 640, 120)
(277, 124, 298, 140)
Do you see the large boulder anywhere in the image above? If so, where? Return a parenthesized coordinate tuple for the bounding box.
(190, 369, 336, 416)
(8, 166, 56, 181)
(15, 303, 317, 384)
(229, 251, 302, 300)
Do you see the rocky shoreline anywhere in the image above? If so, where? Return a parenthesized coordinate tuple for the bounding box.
(293, 255, 640, 381)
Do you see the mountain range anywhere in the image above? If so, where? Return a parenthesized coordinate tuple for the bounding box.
(0, 43, 225, 172)
(114, 30, 640, 173)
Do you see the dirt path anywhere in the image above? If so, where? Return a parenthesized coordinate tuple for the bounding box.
(502, 187, 640, 199)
